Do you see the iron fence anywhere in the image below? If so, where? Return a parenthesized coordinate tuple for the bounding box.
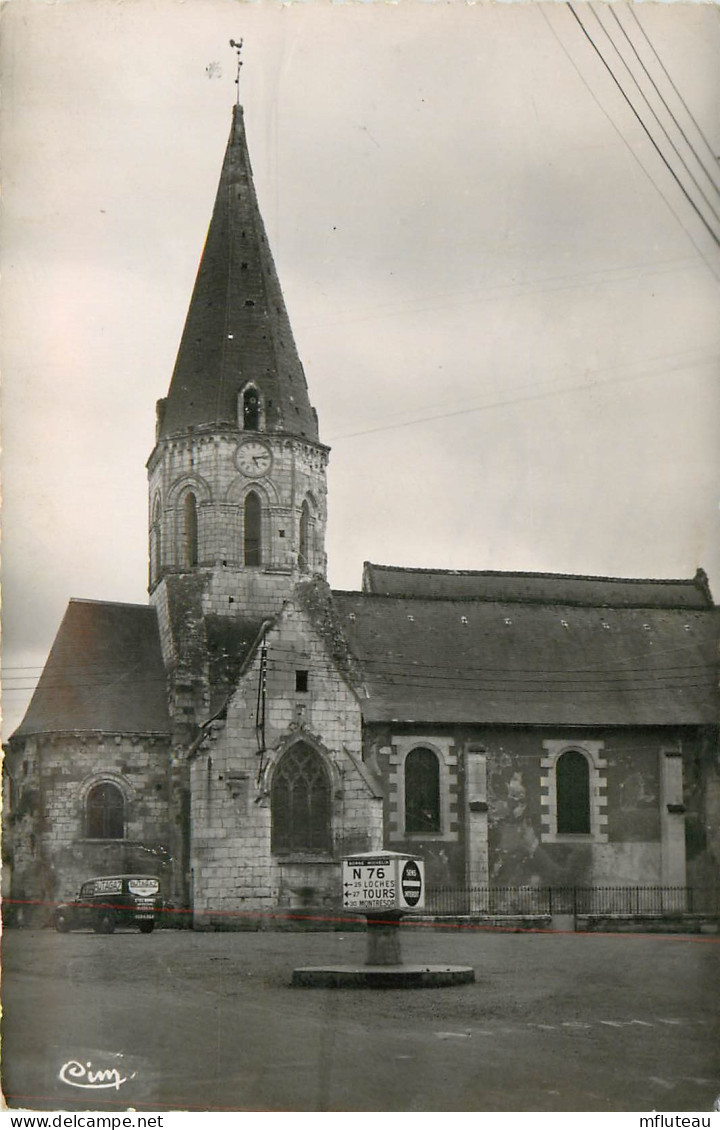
(424, 886, 720, 917)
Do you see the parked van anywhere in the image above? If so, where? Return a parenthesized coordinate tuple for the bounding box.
(54, 874, 162, 934)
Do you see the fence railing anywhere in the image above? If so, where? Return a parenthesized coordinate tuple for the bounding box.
(424, 886, 720, 917)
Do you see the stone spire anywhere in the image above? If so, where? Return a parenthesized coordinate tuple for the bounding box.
(156, 104, 319, 442)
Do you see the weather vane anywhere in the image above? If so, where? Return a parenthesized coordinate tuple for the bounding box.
(229, 38, 243, 104)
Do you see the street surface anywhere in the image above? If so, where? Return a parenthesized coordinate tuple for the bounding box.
(2, 923, 719, 1112)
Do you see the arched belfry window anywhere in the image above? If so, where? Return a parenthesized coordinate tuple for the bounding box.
(298, 500, 311, 572)
(184, 492, 198, 567)
(556, 750, 591, 834)
(150, 496, 162, 585)
(86, 783, 125, 840)
(242, 386, 261, 431)
(405, 747, 441, 835)
(271, 743, 331, 854)
(244, 491, 261, 566)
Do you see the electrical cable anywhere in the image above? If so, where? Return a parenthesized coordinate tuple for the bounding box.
(541, 6, 720, 285)
(608, 5, 720, 199)
(627, 3, 720, 182)
(327, 347, 719, 442)
(589, 3, 720, 221)
(566, 3, 720, 250)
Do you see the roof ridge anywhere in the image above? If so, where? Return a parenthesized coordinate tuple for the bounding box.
(333, 590, 715, 611)
(363, 561, 705, 587)
(68, 598, 154, 611)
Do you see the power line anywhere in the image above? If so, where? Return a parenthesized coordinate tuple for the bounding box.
(542, 4, 720, 283)
(5, 601, 715, 679)
(8, 661, 711, 692)
(608, 5, 720, 200)
(359, 678, 715, 695)
(296, 253, 700, 333)
(357, 677, 714, 696)
(353, 658, 714, 683)
(627, 3, 720, 183)
(567, 3, 720, 251)
(589, 3, 720, 222)
(328, 347, 719, 442)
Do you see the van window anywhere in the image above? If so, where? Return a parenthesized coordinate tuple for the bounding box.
(94, 878, 123, 895)
(128, 878, 159, 896)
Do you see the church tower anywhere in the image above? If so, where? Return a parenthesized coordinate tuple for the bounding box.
(148, 102, 328, 628)
(147, 101, 329, 737)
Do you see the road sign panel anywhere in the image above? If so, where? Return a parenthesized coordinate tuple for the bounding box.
(400, 860, 423, 907)
(342, 854, 424, 911)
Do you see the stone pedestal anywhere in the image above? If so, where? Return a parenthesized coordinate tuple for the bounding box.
(365, 912, 403, 965)
(291, 908, 475, 988)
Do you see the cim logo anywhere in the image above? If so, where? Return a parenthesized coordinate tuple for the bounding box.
(401, 860, 423, 907)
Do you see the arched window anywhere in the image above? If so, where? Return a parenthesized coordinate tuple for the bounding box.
(244, 491, 261, 566)
(86, 783, 125, 840)
(242, 387, 260, 431)
(405, 747, 441, 835)
(184, 492, 198, 567)
(298, 500, 310, 572)
(150, 496, 162, 585)
(556, 750, 591, 834)
(271, 743, 331, 854)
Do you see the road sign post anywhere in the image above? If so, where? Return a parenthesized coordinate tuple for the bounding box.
(292, 849, 474, 987)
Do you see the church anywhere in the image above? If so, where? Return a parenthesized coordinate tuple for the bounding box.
(4, 97, 719, 926)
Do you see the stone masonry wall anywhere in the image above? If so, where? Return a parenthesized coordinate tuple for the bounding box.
(190, 599, 383, 923)
(365, 724, 708, 890)
(148, 430, 328, 615)
(4, 732, 174, 921)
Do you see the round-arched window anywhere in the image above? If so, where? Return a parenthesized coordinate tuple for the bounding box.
(556, 750, 591, 834)
(244, 492, 262, 566)
(298, 500, 311, 572)
(405, 747, 441, 834)
(86, 783, 125, 840)
(184, 492, 198, 567)
(242, 387, 260, 431)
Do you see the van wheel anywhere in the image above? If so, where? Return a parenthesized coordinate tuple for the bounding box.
(138, 921, 155, 935)
(95, 912, 116, 935)
(55, 913, 71, 933)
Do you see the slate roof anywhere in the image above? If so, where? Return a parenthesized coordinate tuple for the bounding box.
(332, 588, 719, 727)
(157, 104, 319, 443)
(11, 600, 171, 738)
(362, 563, 715, 609)
(205, 614, 269, 716)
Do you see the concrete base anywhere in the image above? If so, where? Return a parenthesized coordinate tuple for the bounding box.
(291, 964, 476, 988)
(550, 914, 576, 933)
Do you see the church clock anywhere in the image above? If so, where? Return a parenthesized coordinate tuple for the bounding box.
(236, 440, 273, 478)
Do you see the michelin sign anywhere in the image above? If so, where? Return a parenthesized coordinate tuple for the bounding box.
(342, 851, 425, 912)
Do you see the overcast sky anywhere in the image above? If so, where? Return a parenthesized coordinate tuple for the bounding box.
(2, 0, 720, 737)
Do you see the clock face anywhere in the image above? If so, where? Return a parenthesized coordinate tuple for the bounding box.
(236, 440, 272, 478)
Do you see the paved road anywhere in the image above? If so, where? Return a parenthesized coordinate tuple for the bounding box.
(2, 925, 719, 1112)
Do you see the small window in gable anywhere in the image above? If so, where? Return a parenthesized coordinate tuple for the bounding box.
(86, 783, 125, 840)
(244, 491, 261, 566)
(556, 750, 591, 834)
(405, 747, 441, 835)
(295, 670, 309, 693)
